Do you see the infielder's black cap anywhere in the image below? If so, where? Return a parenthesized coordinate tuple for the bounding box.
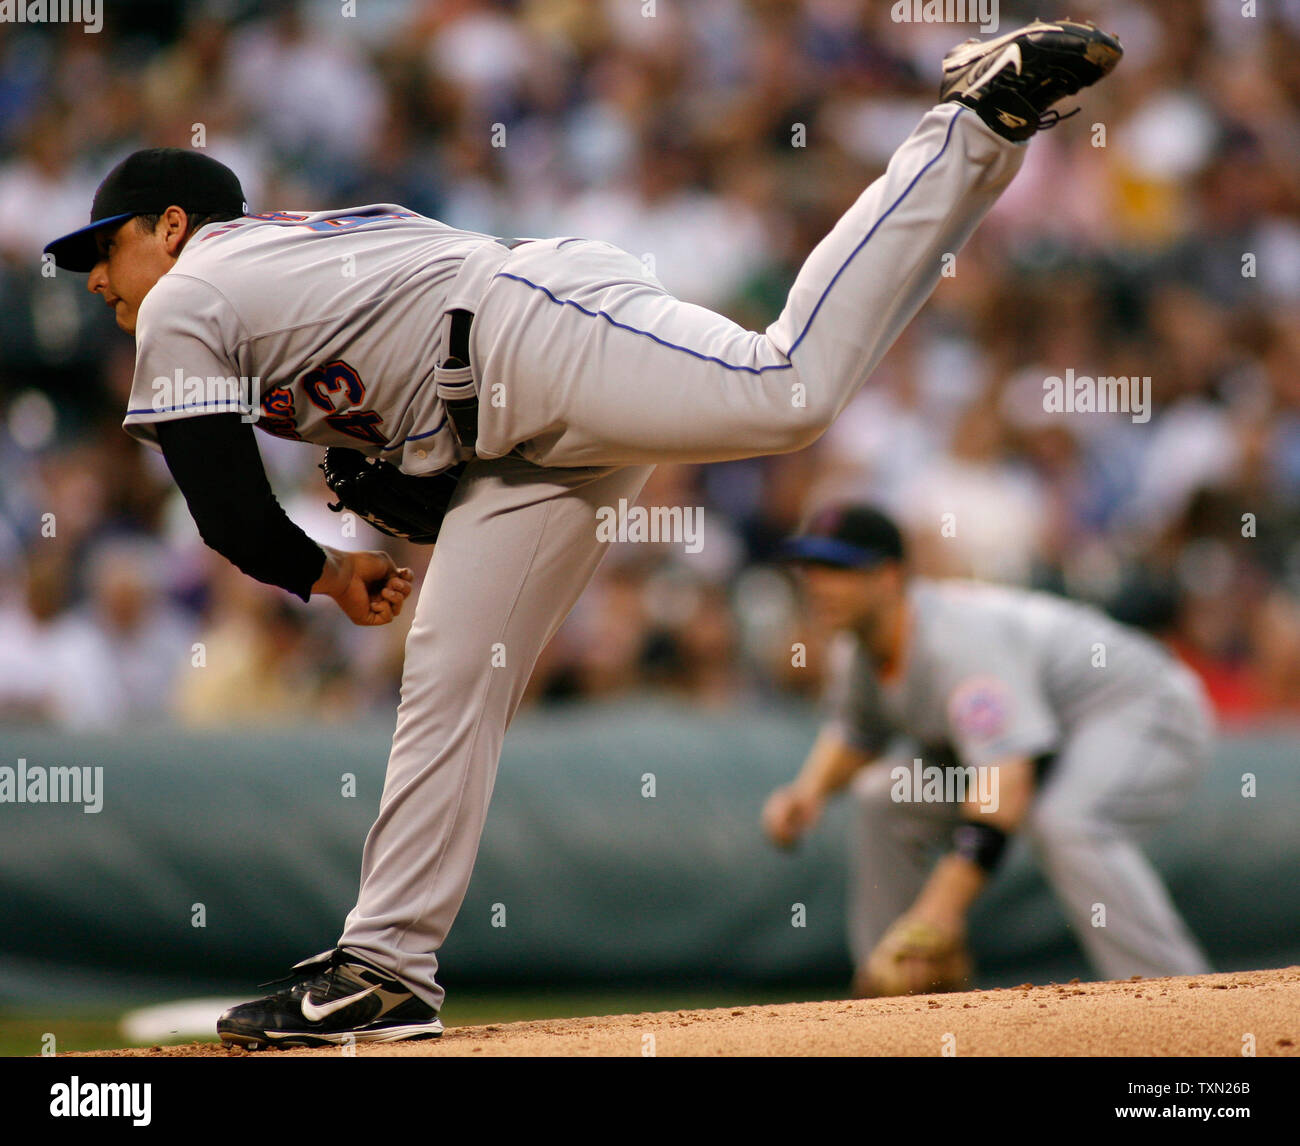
(779, 503, 905, 569)
(43, 148, 248, 273)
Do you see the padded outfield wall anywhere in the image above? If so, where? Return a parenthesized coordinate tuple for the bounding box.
(1, 697, 1296, 1005)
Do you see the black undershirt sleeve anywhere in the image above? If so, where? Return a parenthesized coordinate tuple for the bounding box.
(154, 414, 327, 603)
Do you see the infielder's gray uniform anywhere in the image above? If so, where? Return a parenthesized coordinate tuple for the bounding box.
(122, 104, 1024, 1009)
(826, 578, 1214, 980)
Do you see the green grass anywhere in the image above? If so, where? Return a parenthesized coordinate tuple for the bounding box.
(0, 986, 836, 1056)
(0, 1011, 125, 1057)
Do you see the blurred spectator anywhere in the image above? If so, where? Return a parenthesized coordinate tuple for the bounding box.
(1, 0, 1299, 727)
(173, 560, 351, 728)
(0, 539, 191, 729)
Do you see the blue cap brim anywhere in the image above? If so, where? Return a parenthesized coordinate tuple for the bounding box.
(778, 537, 891, 568)
(43, 212, 134, 273)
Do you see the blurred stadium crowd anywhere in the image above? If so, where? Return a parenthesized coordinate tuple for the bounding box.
(2, 0, 1300, 731)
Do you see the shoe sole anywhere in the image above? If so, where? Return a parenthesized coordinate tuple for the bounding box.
(219, 1020, 444, 1051)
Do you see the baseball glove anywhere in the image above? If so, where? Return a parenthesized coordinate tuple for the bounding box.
(853, 915, 973, 998)
(320, 448, 464, 545)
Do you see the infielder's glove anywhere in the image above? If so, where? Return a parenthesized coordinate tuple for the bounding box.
(854, 916, 973, 999)
(320, 448, 464, 545)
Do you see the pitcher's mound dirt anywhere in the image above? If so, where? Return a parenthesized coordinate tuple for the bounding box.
(73, 966, 1300, 1057)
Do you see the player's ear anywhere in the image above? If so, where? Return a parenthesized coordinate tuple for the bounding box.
(160, 205, 190, 257)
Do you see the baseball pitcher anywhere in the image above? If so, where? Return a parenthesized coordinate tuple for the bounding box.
(43, 20, 1123, 1047)
(762, 505, 1214, 997)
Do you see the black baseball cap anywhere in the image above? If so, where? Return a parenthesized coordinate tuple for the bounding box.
(44, 148, 248, 273)
(778, 503, 905, 569)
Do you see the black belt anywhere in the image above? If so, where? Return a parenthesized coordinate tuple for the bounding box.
(442, 237, 530, 453)
(442, 308, 478, 451)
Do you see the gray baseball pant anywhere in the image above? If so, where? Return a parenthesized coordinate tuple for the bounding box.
(847, 673, 1215, 982)
(338, 105, 1026, 1007)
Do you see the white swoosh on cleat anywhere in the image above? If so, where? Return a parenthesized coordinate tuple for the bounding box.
(300, 984, 380, 1022)
(962, 43, 1023, 97)
(944, 22, 1061, 70)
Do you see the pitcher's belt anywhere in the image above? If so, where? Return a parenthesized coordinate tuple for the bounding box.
(442, 236, 531, 453)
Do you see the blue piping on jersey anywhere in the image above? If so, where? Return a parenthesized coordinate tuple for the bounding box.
(128, 403, 450, 450)
(490, 108, 964, 373)
(126, 400, 252, 415)
(125, 110, 963, 443)
(397, 416, 447, 444)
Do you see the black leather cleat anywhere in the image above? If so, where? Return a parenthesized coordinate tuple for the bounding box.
(941, 18, 1123, 142)
(217, 948, 443, 1050)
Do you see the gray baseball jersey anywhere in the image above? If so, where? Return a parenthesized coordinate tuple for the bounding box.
(115, 104, 1029, 1010)
(122, 206, 494, 475)
(826, 577, 1215, 980)
(825, 577, 1184, 769)
(329, 106, 1029, 1008)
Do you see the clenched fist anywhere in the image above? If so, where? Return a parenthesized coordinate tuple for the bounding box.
(313, 545, 415, 626)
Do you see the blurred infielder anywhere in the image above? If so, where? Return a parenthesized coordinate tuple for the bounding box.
(762, 505, 1214, 996)
(43, 20, 1122, 1046)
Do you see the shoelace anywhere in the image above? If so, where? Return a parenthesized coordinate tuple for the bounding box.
(256, 950, 340, 990)
(1037, 106, 1082, 131)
